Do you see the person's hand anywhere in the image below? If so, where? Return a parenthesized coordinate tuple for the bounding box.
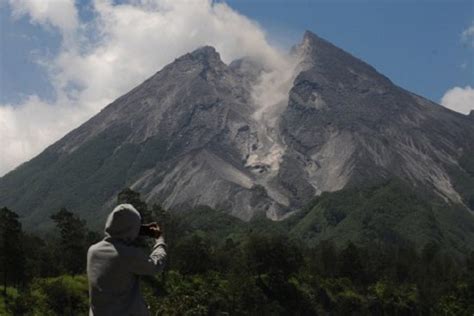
(148, 222, 162, 239)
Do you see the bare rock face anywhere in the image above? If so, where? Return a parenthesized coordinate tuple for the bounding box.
(280, 31, 474, 206)
(1, 31, 473, 230)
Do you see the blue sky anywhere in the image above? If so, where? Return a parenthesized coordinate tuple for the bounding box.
(0, 0, 473, 176)
(1, 0, 473, 104)
(228, 0, 474, 103)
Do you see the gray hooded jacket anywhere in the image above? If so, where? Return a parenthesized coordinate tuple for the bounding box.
(87, 204, 166, 316)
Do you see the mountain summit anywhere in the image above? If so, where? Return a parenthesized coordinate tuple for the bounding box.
(1, 31, 473, 230)
(284, 31, 474, 203)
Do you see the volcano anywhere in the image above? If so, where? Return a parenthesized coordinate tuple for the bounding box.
(1, 31, 473, 232)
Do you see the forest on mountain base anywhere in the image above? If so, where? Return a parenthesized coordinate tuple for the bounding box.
(1, 183, 474, 315)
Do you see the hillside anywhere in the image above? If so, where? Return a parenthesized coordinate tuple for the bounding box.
(0, 31, 473, 237)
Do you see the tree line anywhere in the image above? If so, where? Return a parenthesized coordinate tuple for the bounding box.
(1, 188, 473, 315)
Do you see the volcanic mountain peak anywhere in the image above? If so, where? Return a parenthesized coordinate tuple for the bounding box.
(187, 45, 220, 58)
(299, 30, 333, 55)
(0, 31, 473, 232)
(296, 31, 393, 90)
(173, 45, 224, 69)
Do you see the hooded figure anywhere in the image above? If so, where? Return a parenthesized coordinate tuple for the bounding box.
(87, 204, 166, 316)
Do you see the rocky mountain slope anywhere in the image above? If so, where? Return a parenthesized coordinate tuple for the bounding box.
(0, 31, 473, 230)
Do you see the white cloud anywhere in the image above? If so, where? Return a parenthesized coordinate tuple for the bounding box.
(440, 24, 474, 116)
(441, 85, 474, 115)
(461, 23, 474, 47)
(0, 95, 88, 172)
(0, 0, 291, 176)
(8, 0, 79, 35)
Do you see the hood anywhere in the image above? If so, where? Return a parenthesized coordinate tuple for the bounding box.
(104, 204, 142, 242)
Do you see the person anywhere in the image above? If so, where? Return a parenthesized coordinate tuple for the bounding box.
(87, 204, 166, 316)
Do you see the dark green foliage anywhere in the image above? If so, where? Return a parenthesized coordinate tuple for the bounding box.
(139, 233, 474, 315)
(288, 179, 474, 256)
(8, 276, 88, 316)
(338, 242, 365, 282)
(0, 207, 101, 315)
(245, 234, 303, 279)
(117, 188, 152, 221)
(173, 206, 247, 244)
(0, 208, 25, 294)
(4, 185, 474, 315)
(0, 124, 137, 231)
(50, 208, 89, 275)
(21, 233, 61, 279)
(173, 234, 214, 275)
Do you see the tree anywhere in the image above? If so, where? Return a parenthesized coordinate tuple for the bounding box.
(117, 188, 152, 221)
(244, 234, 304, 312)
(311, 240, 338, 277)
(338, 242, 364, 282)
(0, 207, 25, 294)
(173, 234, 214, 275)
(50, 208, 88, 274)
(22, 233, 59, 279)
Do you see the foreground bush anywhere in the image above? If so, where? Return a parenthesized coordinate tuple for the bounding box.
(7, 275, 88, 316)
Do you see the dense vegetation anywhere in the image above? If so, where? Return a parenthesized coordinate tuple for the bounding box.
(1, 182, 474, 315)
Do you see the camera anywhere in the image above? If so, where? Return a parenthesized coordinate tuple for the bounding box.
(139, 223, 161, 238)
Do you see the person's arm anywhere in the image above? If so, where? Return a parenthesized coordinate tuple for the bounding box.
(128, 225, 167, 275)
(149, 236, 167, 270)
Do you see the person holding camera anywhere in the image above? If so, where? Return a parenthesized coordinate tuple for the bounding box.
(87, 204, 166, 316)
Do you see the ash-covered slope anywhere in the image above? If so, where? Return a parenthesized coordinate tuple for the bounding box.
(0, 46, 293, 228)
(0, 31, 473, 231)
(280, 31, 474, 207)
